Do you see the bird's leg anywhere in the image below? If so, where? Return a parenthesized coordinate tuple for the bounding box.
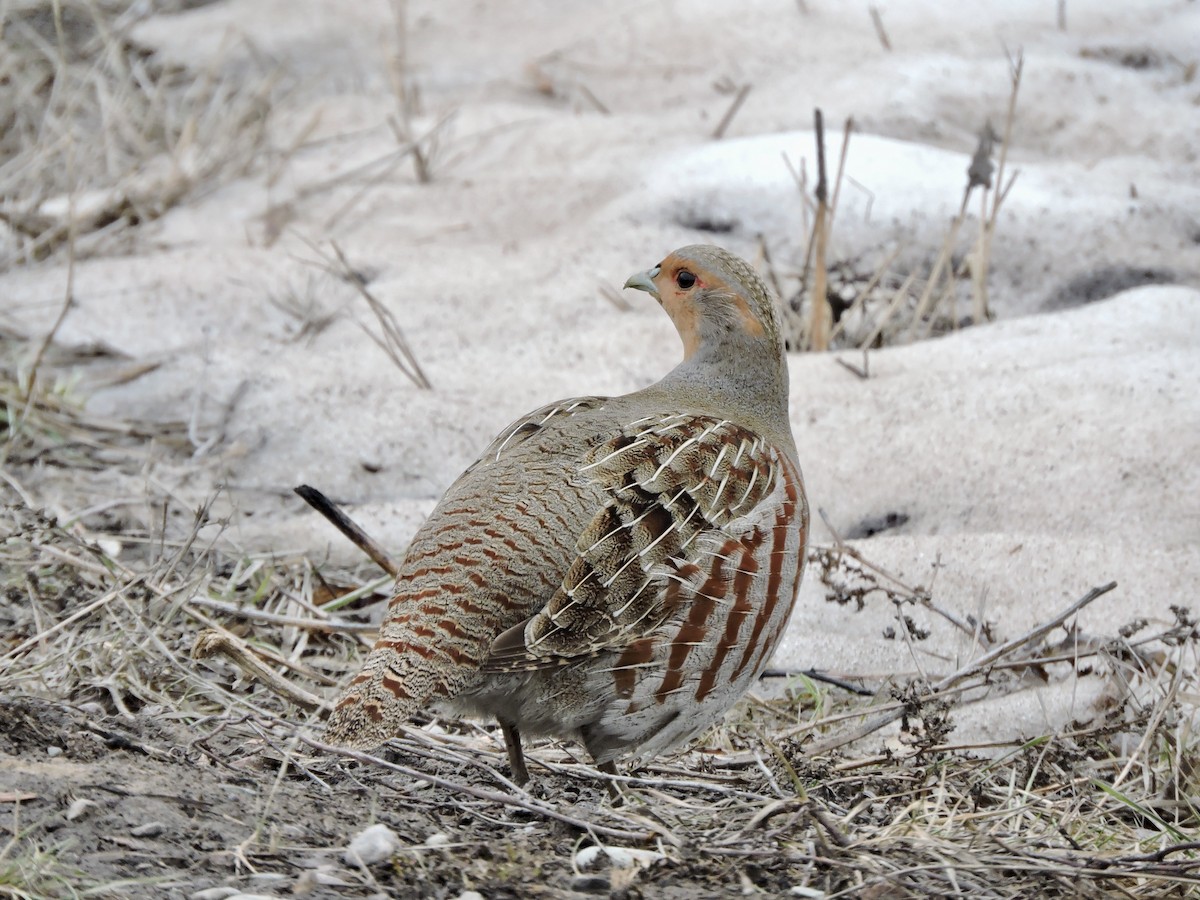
(498, 719, 529, 786)
(597, 759, 622, 802)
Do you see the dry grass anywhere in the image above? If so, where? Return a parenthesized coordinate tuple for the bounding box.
(2, 326, 1198, 897)
(0, 0, 273, 270)
(781, 55, 1024, 354)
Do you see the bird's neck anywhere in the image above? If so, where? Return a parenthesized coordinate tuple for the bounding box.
(653, 334, 794, 454)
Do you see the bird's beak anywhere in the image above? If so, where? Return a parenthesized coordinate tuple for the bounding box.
(623, 266, 661, 299)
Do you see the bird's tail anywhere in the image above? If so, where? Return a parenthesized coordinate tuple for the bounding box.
(323, 649, 425, 750)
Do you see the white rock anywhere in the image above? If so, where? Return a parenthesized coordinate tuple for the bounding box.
(425, 831, 451, 848)
(574, 845, 666, 871)
(95, 537, 122, 558)
(343, 823, 401, 866)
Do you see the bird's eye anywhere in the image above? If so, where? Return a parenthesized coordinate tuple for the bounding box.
(676, 270, 696, 289)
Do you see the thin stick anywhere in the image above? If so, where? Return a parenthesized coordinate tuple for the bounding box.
(193, 629, 327, 711)
(295, 484, 401, 577)
(974, 181, 990, 323)
(834, 356, 869, 380)
(906, 207, 966, 340)
(755, 234, 786, 304)
(860, 268, 918, 348)
(712, 84, 752, 140)
(827, 116, 854, 229)
(186, 595, 377, 633)
(761, 667, 875, 697)
(300, 239, 432, 391)
(869, 6, 892, 51)
(829, 243, 902, 344)
(577, 84, 610, 115)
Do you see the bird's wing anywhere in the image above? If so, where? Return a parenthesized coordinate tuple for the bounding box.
(463, 396, 610, 473)
(481, 412, 789, 671)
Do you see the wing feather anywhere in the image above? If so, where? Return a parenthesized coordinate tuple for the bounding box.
(481, 414, 782, 672)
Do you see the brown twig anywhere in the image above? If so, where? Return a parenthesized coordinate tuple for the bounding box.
(294, 484, 401, 577)
(193, 629, 327, 711)
(834, 354, 869, 380)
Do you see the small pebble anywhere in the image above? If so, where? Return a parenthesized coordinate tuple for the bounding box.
(188, 889, 240, 900)
(130, 822, 165, 837)
(456, 892, 486, 900)
(46, 746, 63, 758)
(425, 831, 451, 849)
(343, 823, 401, 866)
(66, 798, 96, 821)
(575, 846, 665, 871)
(96, 537, 122, 558)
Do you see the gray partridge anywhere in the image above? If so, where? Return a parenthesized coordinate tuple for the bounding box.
(325, 245, 809, 784)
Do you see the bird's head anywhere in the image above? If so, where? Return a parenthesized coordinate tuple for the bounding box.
(623, 245, 781, 361)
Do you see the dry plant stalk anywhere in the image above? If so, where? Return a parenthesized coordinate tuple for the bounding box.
(384, 0, 460, 186)
(806, 110, 832, 351)
(299, 239, 433, 390)
(975, 50, 1024, 323)
(907, 54, 1022, 339)
(800, 112, 855, 352)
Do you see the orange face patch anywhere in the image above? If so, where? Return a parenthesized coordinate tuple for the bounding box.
(652, 258, 705, 359)
(652, 255, 765, 359)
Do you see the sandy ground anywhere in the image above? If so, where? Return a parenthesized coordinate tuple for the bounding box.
(3, 0, 1200, 896)
(10, 0, 1197, 727)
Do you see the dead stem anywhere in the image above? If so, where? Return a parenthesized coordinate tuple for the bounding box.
(808, 582, 1119, 755)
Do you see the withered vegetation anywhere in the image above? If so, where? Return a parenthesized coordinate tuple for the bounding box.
(3, 324, 1198, 898)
